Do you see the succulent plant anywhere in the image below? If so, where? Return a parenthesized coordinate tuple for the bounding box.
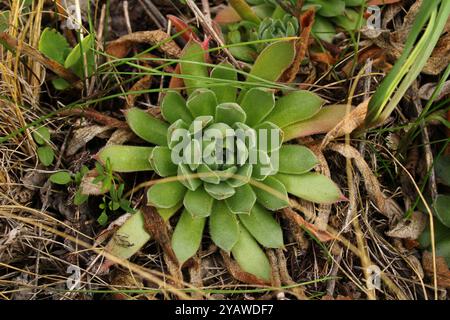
(100, 40, 345, 282)
(217, 0, 366, 62)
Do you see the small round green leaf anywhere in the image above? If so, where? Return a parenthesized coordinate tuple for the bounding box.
(49, 171, 72, 185)
(37, 145, 54, 166)
(39, 28, 71, 64)
(33, 126, 50, 145)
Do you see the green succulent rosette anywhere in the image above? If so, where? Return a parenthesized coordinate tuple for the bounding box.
(100, 40, 343, 282)
(221, 0, 366, 62)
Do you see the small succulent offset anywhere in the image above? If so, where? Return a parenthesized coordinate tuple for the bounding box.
(218, 0, 366, 62)
(100, 40, 343, 281)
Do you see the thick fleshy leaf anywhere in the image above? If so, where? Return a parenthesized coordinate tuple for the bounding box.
(231, 226, 271, 282)
(211, 61, 238, 103)
(283, 104, 348, 141)
(253, 176, 289, 210)
(254, 122, 283, 152)
(186, 89, 217, 118)
(225, 184, 257, 214)
(209, 200, 239, 251)
(184, 186, 214, 218)
(312, 16, 336, 43)
(335, 8, 365, 31)
(189, 115, 214, 137)
(239, 203, 284, 248)
(226, 163, 253, 187)
(147, 180, 186, 209)
(178, 164, 202, 191)
(434, 194, 450, 228)
(97, 145, 153, 172)
(167, 119, 189, 149)
(180, 40, 209, 94)
(217, 166, 238, 181)
(172, 209, 206, 265)
(278, 145, 318, 174)
(229, 0, 261, 24)
(265, 91, 323, 128)
(161, 91, 193, 124)
(240, 88, 275, 126)
(229, 46, 258, 62)
(157, 202, 183, 221)
(197, 164, 221, 184)
(125, 107, 169, 146)
(149, 147, 177, 177)
(246, 40, 296, 85)
(106, 211, 151, 260)
(204, 181, 236, 200)
(252, 150, 277, 181)
(314, 0, 346, 17)
(215, 103, 247, 125)
(275, 173, 342, 204)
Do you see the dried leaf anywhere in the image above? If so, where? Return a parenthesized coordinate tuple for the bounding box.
(214, 6, 241, 25)
(282, 208, 335, 242)
(79, 173, 106, 196)
(66, 125, 112, 156)
(126, 75, 153, 108)
(106, 30, 181, 59)
(142, 205, 179, 267)
(321, 99, 368, 149)
(280, 9, 315, 83)
(419, 80, 450, 101)
(328, 143, 403, 219)
(422, 251, 450, 288)
(220, 250, 269, 286)
(386, 211, 427, 239)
